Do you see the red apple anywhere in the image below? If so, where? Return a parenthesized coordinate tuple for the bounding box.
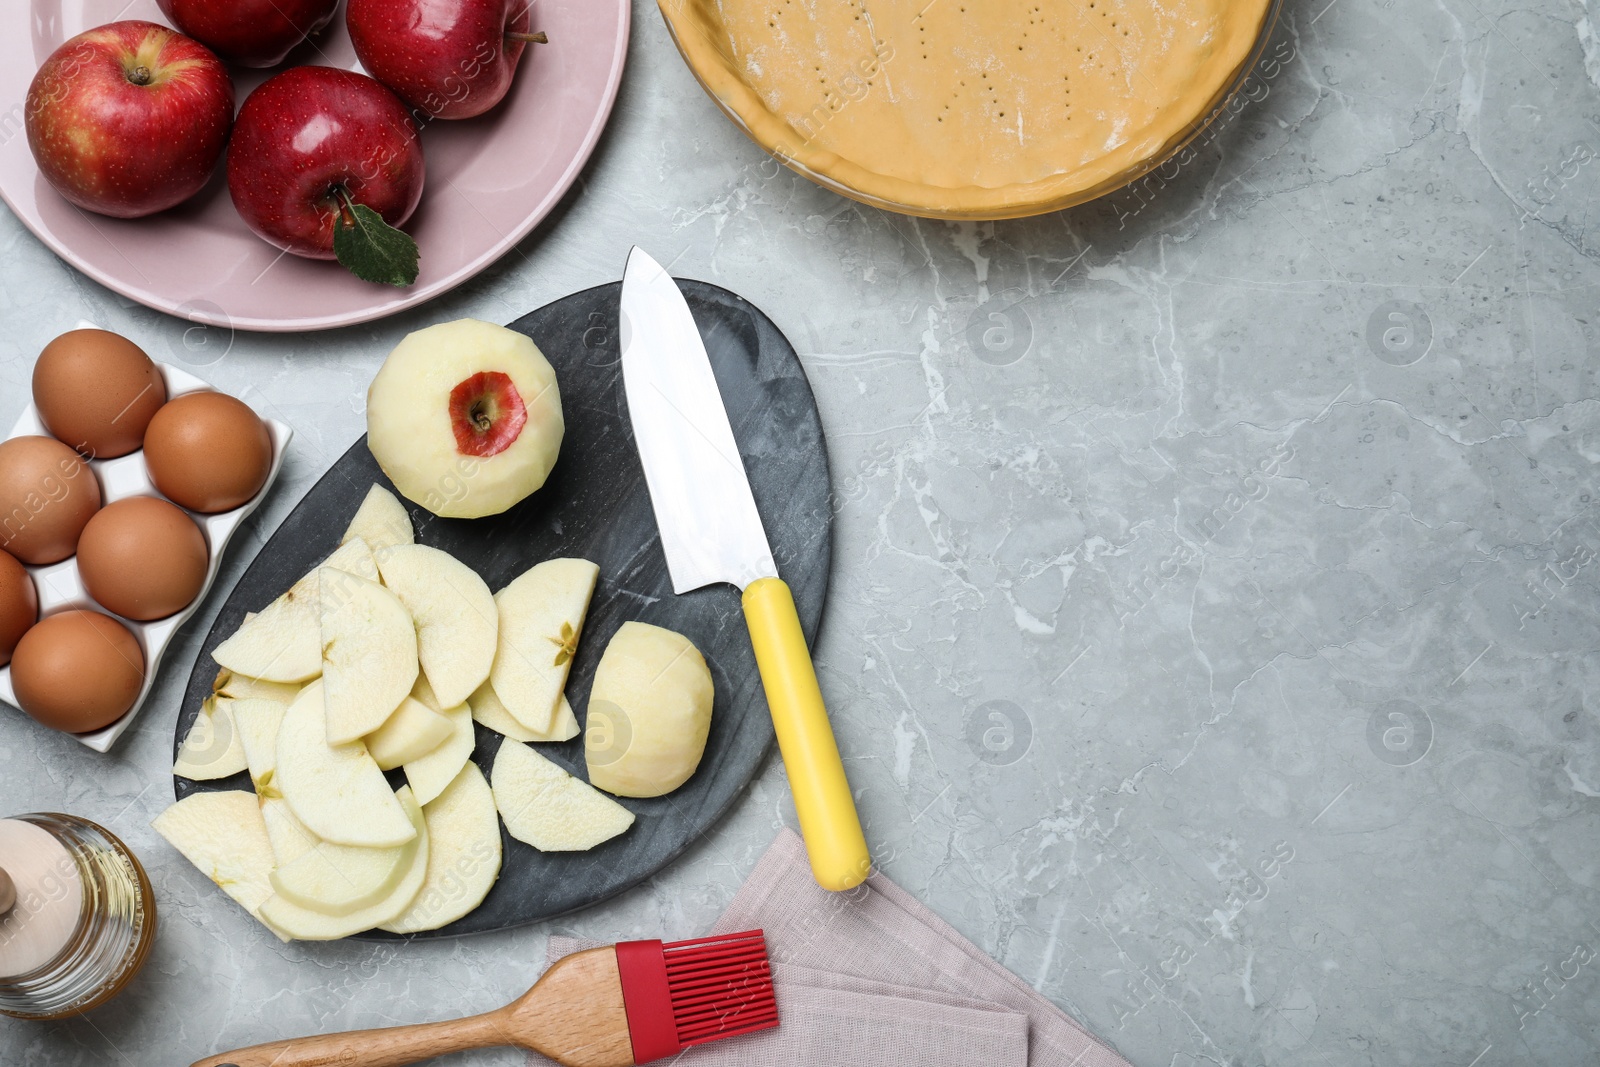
(25, 21, 233, 219)
(156, 0, 340, 68)
(347, 0, 547, 121)
(228, 66, 425, 274)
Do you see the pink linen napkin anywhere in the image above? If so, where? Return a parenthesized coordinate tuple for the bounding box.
(529, 828, 1133, 1067)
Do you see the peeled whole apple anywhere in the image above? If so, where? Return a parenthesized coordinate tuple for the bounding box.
(227, 67, 424, 264)
(366, 319, 564, 519)
(156, 0, 339, 68)
(347, 0, 547, 121)
(25, 21, 233, 219)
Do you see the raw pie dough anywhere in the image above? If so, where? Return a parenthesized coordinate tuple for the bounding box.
(662, 0, 1276, 217)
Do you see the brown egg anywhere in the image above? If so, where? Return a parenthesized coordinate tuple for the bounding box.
(10, 610, 145, 733)
(0, 550, 37, 667)
(77, 497, 209, 621)
(32, 330, 168, 459)
(143, 392, 272, 513)
(0, 436, 102, 564)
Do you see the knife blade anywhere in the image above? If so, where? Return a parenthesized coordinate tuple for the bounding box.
(619, 248, 776, 594)
(619, 247, 871, 892)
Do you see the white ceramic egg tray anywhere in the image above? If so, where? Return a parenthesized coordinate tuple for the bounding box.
(0, 355, 291, 752)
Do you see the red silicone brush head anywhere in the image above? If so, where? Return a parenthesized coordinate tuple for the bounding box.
(614, 930, 779, 1064)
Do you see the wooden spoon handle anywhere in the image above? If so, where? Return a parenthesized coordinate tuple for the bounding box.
(188, 1009, 512, 1067)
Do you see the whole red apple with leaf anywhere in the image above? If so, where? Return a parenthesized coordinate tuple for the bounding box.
(227, 67, 426, 287)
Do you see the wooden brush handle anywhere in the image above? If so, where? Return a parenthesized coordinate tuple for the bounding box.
(188, 947, 637, 1067)
(188, 1008, 511, 1067)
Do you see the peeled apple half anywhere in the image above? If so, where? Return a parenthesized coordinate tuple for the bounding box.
(585, 622, 713, 798)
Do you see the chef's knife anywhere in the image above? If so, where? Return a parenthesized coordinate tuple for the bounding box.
(619, 247, 870, 892)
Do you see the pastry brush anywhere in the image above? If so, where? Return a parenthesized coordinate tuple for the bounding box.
(190, 930, 778, 1067)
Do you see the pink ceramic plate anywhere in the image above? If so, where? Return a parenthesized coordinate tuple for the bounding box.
(0, 0, 628, 332)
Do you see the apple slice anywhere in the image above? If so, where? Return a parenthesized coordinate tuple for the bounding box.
(375, 544, 496, 708)
(172, 695, 248, 780)
(320, 567, 419, 744)
(468, 679, 540, 742)
(381, 763, 501, 934)
(234, 697, 291, 796)
(258, 786, 430, 941)
(259, 796, 319, 868)
(469, 682, 578, 743)
(365, 695, 452, 770)
(275, 681, 415, 848)
(213, 667, 302, 706)
(546, 694, 580, 742)
(489, 559, 599, 732)
(342, 484, 413, 553)
(212, 539, 376, 683)
(269, 825, 411, 918)
(152, 791, 283, 937)
(491, 740, 634, 852)
(403, 678, 475, 806)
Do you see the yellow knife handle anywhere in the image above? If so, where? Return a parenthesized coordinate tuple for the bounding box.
(742, 577, 871, 891)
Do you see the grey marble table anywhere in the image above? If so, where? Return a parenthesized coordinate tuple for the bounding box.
(5, 0, 1600, 1063)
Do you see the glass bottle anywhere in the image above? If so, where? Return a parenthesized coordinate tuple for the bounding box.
(0, 813, 157, 1019)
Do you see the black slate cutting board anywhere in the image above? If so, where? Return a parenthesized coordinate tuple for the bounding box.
(173, 279, 832, 939)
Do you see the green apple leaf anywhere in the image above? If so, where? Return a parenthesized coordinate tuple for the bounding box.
(332, 201, 419, 287)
